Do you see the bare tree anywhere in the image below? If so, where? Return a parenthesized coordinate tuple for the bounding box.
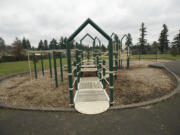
(12, 37, 25, 60)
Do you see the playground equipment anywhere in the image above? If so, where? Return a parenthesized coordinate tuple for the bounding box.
(120, 34, 131, 69)
(27, 48, 70, 88)
(66, 18, 114, 114)
(80, 33, 95, 63)
(111, 33, 131, 69)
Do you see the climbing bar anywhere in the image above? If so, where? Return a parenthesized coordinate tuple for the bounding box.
(59, 52, 63, 82)
(33, 53, 37, 79)
(40, 53, 44, 76)
(48, 53, 52, 78)
(53, 51, 58, 88)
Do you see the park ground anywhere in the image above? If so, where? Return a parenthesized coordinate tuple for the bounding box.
(0, 58, 180, 135)
(0, 59, 180, 135)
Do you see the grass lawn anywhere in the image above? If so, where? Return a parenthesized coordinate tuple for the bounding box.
(0, 58, 68, 77)
(131, 54, 180, 60)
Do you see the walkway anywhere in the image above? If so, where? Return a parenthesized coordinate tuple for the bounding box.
(74, 61, 109, 114)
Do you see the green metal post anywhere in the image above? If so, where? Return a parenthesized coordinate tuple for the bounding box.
(126, 47, 130, 69)
(48, 53, 52, 78)
(74, 61, 78, 90)
(102, 60, 106, 89)
(59, 52, 63, 82)
(33, 53, 37, 79)
(67, 40, 73, 105)
(87, 48, 90, 62)
(53, 51, 58, 88)
(109, 39, 114, 105)
(40, 53, 44, 76)
(115, 54, 118, 80)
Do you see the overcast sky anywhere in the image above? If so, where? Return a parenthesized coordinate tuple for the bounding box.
(0, 0, 180, 47)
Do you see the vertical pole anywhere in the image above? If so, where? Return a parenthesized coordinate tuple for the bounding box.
(96, 56, 99, 77)
(99, 63, 102, 81)
(67, 40, 73, 105)
(28, 52, 32, 81)
(119, 59, 121, 69)
(109, 39, 114, 105)
(102, 60, 106, 89)
(40, 52, 44, 76)
(127, 47, 130, 69)
(59, 52, 63, 82)
(87, 48, 90, 63)
(48, 53, 52, 78)
(74, 61, 78, 90)
(115, 54, 118, 80)
(33, 53, 37, 79)
(53, 51, 58, 88)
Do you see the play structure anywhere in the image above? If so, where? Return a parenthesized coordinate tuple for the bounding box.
(27, 18, 131, 114)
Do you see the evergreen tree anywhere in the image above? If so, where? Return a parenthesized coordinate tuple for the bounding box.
(49, 39, 57, 49)
(59, 37, 65, 49)
(172, 30, 180, 53)
(26, 39, 31, 49)
(126, 33, 133, 47)
(38, 40, 44, 50)
(138, 22, 147, 54)
(158, 24, 169, 53)
(64, 37, 67, 49)
(22, 37, 27, 49)
(0, 37, 6, 56)
(44, 40, 48, 50)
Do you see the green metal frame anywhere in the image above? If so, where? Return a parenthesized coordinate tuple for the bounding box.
(80, 33, 95, 45)
(120, 34, 130, 69)
(66, 18, 113, 105)
(80, 33, 95, 62)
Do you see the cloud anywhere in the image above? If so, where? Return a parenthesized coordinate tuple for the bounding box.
(0, 0, 179, 46)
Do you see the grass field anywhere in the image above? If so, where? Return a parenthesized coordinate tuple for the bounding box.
(0, 58, 68, 77)
(131, 54, 180, 59)
(0, 54, 180, 77)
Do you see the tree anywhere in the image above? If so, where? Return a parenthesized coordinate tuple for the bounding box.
(0, 37, 6, 56)
(12, 37, 25, 60)
(158, 24, 169, 53)
(44, 40, 48, 50)
(49, 39, 57, 49)
(26, 39, 31, 49)
(38, 40, 44, 50)
(22, 37, 27, 49)
(172, 30, 180, 53)
(126, 33, 133, 47)
(138, 22, 147, 54)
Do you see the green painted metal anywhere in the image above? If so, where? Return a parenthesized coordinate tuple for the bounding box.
(80, 33, 95, 45)
(127, 57, 130, 69)
(33, 53, 37, 79)
(48, 53, 52, 78)
(120, 34, 130, 69)
(87, 47, 90, 62)
(53, 51, 58, 88)
(66, 18, 113, 105)
(115, 54, 118, 80)
(73, 61, 78, 90)
(59, 52, 63, 82)
(40, 53, 44, 76)
(102, 60, 106, 89)
(94, 36, 101, 46)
